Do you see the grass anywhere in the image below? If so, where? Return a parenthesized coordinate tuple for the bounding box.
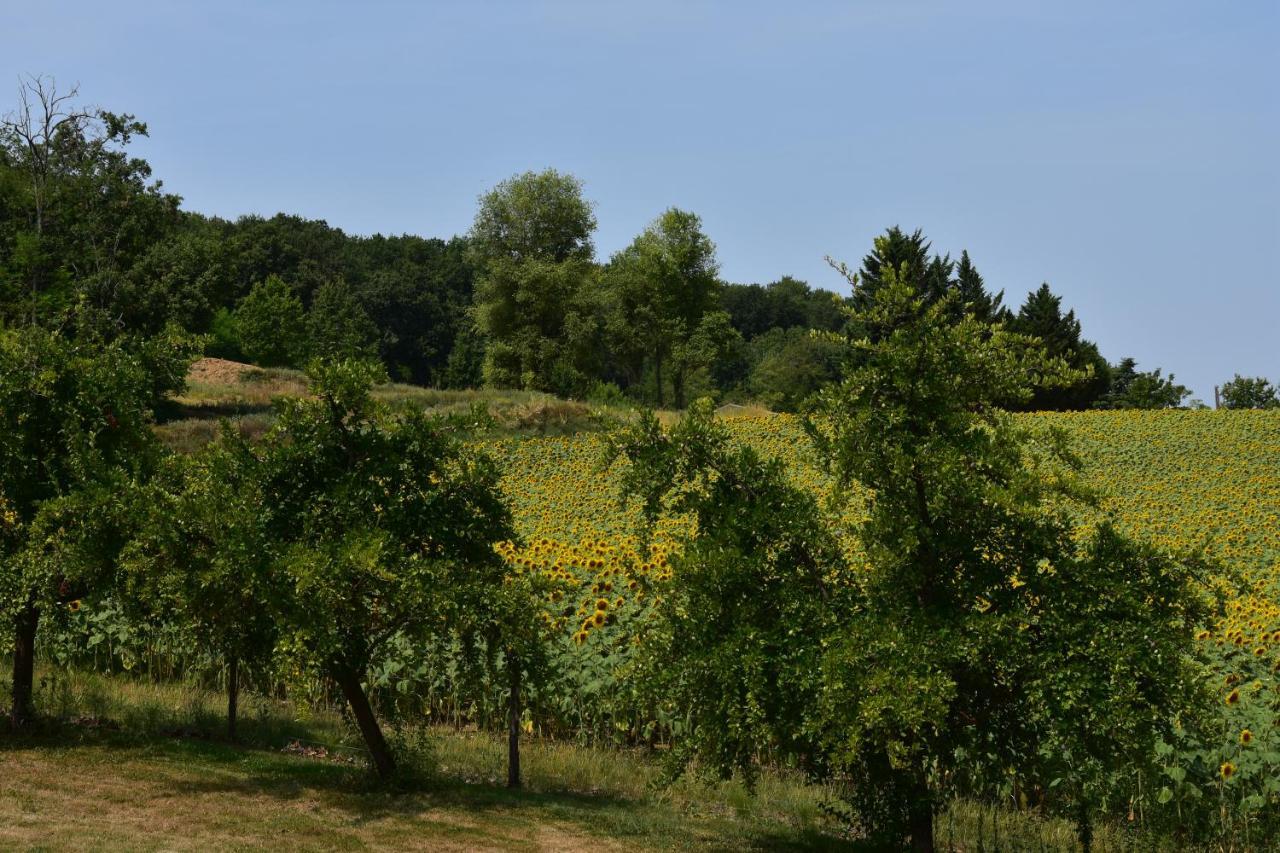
(1, 668, 854, 851)
(155, 358, 656, 453)
(1, 667, 1191, 852)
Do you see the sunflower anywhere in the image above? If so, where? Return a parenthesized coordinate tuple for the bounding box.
(1225, 688, 1241, 706)
(1240, 729, 1253, 746)
(592, 610, 606, 628)
(595, 598, 609, 611)
(573, 630, 588, 645)
(1220, 761, 1236, 780)
(1195, 630, 1211, 641)
(67, 599, 82, 612)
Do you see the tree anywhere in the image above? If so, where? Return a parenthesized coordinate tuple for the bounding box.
(470, 170, 599, 394)
(232, 275, 308, 367)
(604, 208, 722, 407)
(807, 260, 1215, 848)
(744, 327, 844, 412)
(253, 360, 517, 777)
(611, 400, 850, 784)
(121, 430, 279, 740)
(615, 249, 1219, 850)
(1220, 374, 1279, 409)
(1096, 357, 1191, 409)
(469, 169, 595, 265)
(1008, 283, 1109, 409)
(0, 76, 180, 329)
(307, 279, 379, 361)
(0, 324, 197, 725)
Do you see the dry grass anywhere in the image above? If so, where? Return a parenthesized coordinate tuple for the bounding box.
(157, 359, 669, 452)
(0, 668, 854, 851)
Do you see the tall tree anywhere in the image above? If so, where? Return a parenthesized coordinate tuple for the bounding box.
(231, 275, 308, 368)
(604, 208, 721, 407)
(0, 76, 181, 329)
(1009, 283, 1109, 409)
(469, 170, 599, 395)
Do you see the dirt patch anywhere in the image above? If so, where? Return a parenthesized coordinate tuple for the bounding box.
(188, 357, 257, 386)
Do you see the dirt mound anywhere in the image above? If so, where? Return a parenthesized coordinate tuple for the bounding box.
(188, 357, 255, 386)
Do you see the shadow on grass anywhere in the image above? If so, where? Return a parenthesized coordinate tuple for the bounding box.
(0, 726, 865, 851)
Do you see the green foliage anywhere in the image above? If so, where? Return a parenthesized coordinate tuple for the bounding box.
(0, 323, 198, 720)
(1220, 374, 1279, 410)
(808, 264, 1219, 845)
(611, 401, 850, 785)
(743, 327, 844, 412)
(604, 208, 723, 407)
(470, 171, 601, 396)
(1008, 283, 1110, 410)
(232, 275, 308, 368)
(1097, 357, 1192, 409)
(469, 169, 596, 265)
(306, 279, 380, 361)
(250, 359, 532, 774)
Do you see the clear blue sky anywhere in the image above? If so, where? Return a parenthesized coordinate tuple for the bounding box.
(8, 1, 1277, 401)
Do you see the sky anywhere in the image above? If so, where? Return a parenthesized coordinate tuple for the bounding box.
(7, 0, 1277, 401)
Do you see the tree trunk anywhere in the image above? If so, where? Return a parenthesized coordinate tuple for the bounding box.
(907, 770, 935, 853)
(226, 655, 239, 742)
(333, 667, 395, 779)
(507, 654, 522, 789)
(673, 367, 686, 410)
(10, 603, 39, 727)
(654, 350, 665, 408)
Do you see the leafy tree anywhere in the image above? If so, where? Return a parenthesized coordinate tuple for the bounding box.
(616, 250, 1219, 850)
(0, 76, 181, 329)
(307, 279, 379, 361)
(1219, 374, 1279, 409)
(604, 208, 721, 407)
(1008, 283, 1109, 409)
(744, 327, 844, 412)
(121, 430, 279, 740)
(470, 171, 599, 394)
(1096, 357, 1191, 409)
(231, 275, 308, 368)
(610, 400, 850, 784)
(253, 360, 519, 777)
(807, 262, 1216, 848)
(469, 169, 595, 265)
(721, 276, 847, 340)
(0, 324, 197, 725)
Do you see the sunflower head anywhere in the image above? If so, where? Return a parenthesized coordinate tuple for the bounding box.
(1240, 729, 1253, 745)
(1226, 688, 1241, 706)
(1220, 761, 1236, 780)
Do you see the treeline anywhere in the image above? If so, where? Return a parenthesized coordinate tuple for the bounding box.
(7, 78, 1273, 412)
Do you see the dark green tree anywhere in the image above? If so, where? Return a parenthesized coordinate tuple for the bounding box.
(1008, 283, 1109, 409)
(0, 76, 181, 329)
(1096, 357, 1191, 409)
(232, 275, 308, 368)
(604, 208, 721, 407)
(307, 279, 379, 361)
(254, 360, 521, 777)
(1219, 374, 1279, 409)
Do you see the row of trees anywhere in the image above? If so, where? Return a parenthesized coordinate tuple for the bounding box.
(610, 247, 1223, 848)
(0, 327, 544, 779)
(5, 77, 1244, 415)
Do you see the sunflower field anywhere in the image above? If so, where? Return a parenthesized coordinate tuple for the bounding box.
(490, 408, 1280, 827)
